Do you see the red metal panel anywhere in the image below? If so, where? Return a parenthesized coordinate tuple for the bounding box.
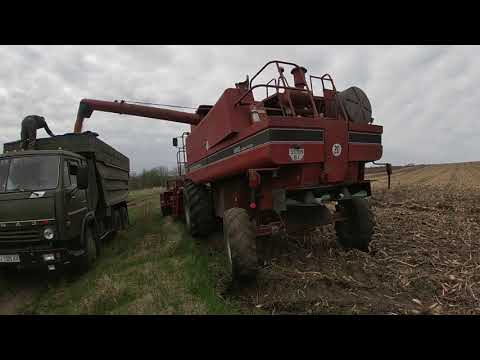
(270, 143, 324, 164)
(207, 88, 252, 148)
(212, 177, 250, 216)
(346, 162, 361, 182)
(348, 144, 383, 161)
(300, 164, 323, 186)
(186, 111, 382, 185)
(188, 142, 325, 183)
(268, 116, 330, 129)
(188, 144, 272, 183)
(186, 89, 254, 165)
(348, 122, 383, 134)
(187, 115, 327, 167)
(322, 119, 349, 183)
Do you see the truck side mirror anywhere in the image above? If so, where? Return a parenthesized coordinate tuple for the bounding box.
(77, 166, 89, 189)
(69, 164, 79, 175)
(172, 138, 178, 147)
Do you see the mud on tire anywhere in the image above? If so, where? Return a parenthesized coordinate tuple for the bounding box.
(183, 180, 215, 237)
(223, 207, 258, 281)
(335, 198, 374, 252)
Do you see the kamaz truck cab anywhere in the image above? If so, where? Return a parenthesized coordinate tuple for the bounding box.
(0, 132, 129, 272)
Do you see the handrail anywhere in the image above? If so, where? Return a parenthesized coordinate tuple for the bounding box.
(265, 78, 277, 98)
(175, 131, 190, 176)
(235, 84, 312, 107)
(309, 73, 337, 95)
(249, 60, 301, 89)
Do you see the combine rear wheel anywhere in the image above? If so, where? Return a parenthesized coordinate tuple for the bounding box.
(223, 208, 258, 282)
(335, 198, 374, 252)
(183, 180, 215, 237)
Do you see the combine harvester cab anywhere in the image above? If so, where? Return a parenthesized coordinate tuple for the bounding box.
(72, 60, 384, 283)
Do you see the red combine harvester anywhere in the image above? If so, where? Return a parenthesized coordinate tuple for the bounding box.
(73, 60, 384, 281)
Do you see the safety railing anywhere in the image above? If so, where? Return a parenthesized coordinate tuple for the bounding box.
(248, 60, 301, 90)
(309, 73, 337, 95)
(175, 132, 189, 176)
(234, 84, 318, 117)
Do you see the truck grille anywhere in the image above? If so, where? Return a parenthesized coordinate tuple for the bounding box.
(0, 229, 41, 242)
(0, 228, 43, 251)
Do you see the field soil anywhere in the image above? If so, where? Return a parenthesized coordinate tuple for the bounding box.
(225, 162, 480, 314)
(1, 163, 480, 315)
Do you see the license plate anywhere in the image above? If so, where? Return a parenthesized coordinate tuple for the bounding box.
(0, 254, 20, 263)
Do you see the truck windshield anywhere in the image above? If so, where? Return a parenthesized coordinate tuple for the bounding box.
(0, 156, 60, 193)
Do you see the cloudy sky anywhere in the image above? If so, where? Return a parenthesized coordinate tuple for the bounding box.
(0, 45, 478, 172)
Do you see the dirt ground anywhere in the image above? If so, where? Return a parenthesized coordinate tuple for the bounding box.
(2, 163, 480, 315)
(224, 162, 480, 314)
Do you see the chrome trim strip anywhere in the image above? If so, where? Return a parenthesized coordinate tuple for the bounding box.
(67, 207, 88, 216)
(0, 218, 55, 226)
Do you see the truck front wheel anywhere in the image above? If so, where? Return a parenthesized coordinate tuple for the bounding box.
(79, 225, 98, 272)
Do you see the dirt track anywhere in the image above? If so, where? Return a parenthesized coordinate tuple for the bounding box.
(227, 162, 480, 314)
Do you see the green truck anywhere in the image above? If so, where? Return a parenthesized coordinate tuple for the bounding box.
(0, 132, 129, 271)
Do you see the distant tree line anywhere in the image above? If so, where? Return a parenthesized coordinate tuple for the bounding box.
(129, 166, 178, 190)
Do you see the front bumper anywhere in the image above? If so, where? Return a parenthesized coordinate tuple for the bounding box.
(0, 247, 83, 270)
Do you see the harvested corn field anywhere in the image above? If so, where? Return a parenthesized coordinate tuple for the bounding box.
(2, 163, 479, 315)
(225, 162, 480, 314)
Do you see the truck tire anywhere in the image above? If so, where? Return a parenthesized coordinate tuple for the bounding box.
(223, 207, 258, 281)
(109, 209, 120, 239)
(120, 206, 129, 230)
(335, 198, 374, 252)
(161, 206, 171, 217)
(79, 225, 98, 272)
(183, 180, 215, 237)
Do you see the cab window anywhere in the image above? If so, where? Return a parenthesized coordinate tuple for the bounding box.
(0, 159, 9, 192)
(63, 161, 71, 187)
(68, 160, 79, 186)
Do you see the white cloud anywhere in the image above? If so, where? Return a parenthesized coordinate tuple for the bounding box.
(0, 45, 478, 171)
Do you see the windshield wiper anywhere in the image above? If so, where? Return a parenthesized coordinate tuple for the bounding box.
(9, 186, 33, 192)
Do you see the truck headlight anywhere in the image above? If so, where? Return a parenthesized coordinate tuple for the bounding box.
(43, 227, 55, 240)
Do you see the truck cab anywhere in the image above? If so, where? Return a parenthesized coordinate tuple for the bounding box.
(0, 150, 92, 270)
(0, 130, 130, 272)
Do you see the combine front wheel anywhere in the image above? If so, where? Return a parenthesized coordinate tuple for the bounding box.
(223, 208, 258, 282)
(335, 198, 374, 252)
(183, 180, 215, 237)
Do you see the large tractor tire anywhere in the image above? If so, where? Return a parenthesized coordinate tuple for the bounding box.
(335, 198, 374, 252)
(183, 180, 215, 237)
(223, 207, 258, 281)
